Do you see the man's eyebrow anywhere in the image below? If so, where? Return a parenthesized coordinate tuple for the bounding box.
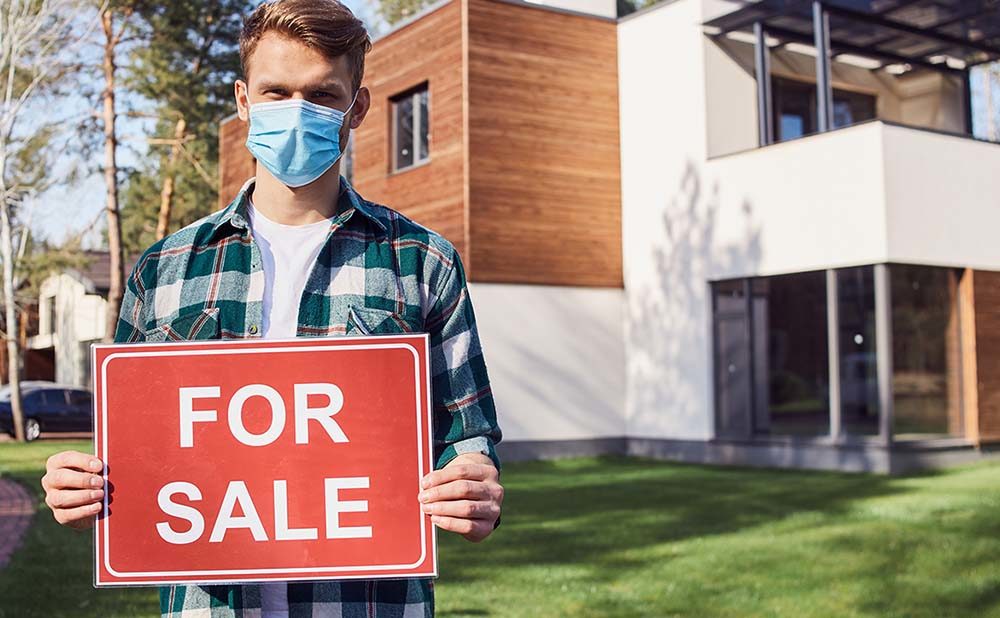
(256, 80, 346, 94)
(256, 80, 289, 91)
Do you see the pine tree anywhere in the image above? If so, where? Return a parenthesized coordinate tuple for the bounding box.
(378, 0, 433, 25)
(121, 0, 249, 255)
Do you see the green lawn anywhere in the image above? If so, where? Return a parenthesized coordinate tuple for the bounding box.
(2, 440, 999, 617)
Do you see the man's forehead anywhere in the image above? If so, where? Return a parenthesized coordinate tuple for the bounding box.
(246, 32, 352, 89)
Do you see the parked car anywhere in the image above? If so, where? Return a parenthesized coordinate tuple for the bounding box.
(0, 381, 93, 441)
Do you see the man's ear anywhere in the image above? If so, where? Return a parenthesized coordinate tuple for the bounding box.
(349, 86, 370, 130)
(235, 79, 250, 122)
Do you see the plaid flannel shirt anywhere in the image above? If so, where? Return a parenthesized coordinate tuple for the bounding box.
(114, 176, 502, 617)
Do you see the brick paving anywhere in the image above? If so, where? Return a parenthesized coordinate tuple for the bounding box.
(0, 478, 34, 569)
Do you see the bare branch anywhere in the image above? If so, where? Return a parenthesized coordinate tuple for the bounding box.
(177, 142, 216, 187)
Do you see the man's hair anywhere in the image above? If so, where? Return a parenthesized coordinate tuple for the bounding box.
(240, 0, 372, 92)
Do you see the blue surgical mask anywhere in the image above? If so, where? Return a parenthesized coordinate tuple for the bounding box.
(245, 94, 357, 188)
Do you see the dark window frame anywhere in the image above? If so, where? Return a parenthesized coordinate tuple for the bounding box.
(771, 75, 877, 142)
(389, 82, 431, 173)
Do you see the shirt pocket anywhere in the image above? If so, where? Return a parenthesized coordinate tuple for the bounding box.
(346, 306, 421, 336)
(143, 307, 221, 342)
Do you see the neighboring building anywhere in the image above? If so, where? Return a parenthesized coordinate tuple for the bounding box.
(27, 252, 137, 388)
(218, 0, 1000, 473)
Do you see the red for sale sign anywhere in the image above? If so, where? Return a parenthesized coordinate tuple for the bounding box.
(91, 335, 436, 586)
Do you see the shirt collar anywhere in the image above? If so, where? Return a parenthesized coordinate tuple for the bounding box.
(211, 175, 387, 239)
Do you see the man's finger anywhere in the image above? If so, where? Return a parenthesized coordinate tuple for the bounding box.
(419, 479, 490, 503)
(47, 451, 102, 474)
(44, 469, 103, 491)
(420, 463, 494, 490)
(421, 499, 497, 520)
(430, 515, 490, 542)
(52, 501, 102, 527)
(46, 488, 104, 510)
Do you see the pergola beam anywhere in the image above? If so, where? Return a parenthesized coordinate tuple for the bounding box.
(764, 23, 969, 76)
(823, 2, 1000, 59)
(856, 3, 990, 52)
(814, 1, 834, 133)
(754, 21, 775, 146)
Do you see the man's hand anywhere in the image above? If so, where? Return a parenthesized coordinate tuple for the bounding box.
(41, 450, 104, 530)
(419, 453, 502, 542)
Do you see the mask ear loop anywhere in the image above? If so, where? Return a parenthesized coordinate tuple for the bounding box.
(335, 89, 361, 168)
(342, 89, 360, 125)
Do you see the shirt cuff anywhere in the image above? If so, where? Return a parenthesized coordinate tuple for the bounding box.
(436, 436, 500, 471)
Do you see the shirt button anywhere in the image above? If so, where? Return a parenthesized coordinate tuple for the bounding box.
(248, 325, 259, 335)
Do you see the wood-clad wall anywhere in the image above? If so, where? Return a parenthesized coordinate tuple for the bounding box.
(218, 0, 623, 286)
(467, 0, 622, 287)
(957, 269, 980, 442)
(973, 269, 1000, 442)
(219, 115, 255, 209)
(352, 0, 468, 258)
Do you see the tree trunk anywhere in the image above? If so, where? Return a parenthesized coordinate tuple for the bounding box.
(102, 9, 124, 344)
(155, 116, 187, 240)
(0, 200, 25, 442)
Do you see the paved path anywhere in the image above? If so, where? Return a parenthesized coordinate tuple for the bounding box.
(0, 478, 34, 568)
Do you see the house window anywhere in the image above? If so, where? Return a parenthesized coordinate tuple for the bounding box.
(751, 271, 830, 436)
(391, 83, 430, 172)
(712, 265, 966, 442)
(771, 76, 877, 142)
(891, 266, 962, 439)
(45, 296, 57, 335)
(837, 267, 880, 436)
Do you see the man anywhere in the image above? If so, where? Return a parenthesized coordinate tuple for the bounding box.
(40, 1, 503, 615)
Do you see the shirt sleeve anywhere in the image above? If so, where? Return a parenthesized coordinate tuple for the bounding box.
(113, 262, 148, 344)
(425, 249, 502, 471)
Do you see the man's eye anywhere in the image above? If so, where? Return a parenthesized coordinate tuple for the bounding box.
(312, 91, 332, 98)
(264, 89, 287, 96)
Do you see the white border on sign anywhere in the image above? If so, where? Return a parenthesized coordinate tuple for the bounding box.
(96, 341, 432, 580)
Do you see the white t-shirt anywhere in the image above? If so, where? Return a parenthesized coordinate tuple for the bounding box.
(247, 200, 332, 339)
(247, 198, 332, 617)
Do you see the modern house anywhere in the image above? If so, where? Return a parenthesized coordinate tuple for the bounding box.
(218, 0, 1000, 473)
(26, 252, 137, 388)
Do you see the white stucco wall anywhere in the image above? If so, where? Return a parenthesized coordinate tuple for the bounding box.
(705, 123, 890, 278)
(469, 283, 626, 442)
(33, 273, 108, 387)
(883, 124, 1000, 269)
(620, 0, 716, 441)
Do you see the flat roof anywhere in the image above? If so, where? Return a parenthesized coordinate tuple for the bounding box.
(705, 0, 1000, 70)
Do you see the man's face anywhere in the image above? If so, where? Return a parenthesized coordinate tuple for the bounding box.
(235, 31, 370, 139)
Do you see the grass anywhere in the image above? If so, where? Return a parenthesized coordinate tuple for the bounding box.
(2, 441, 1000, 617)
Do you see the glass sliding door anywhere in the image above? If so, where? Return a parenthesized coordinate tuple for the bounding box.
(837, 267, 880, 436)
(891, 266, 963, 439)
(713, 280, 753, 439)
(754, 272, 830, 436)
(712, 264, 966, 445)
(713, 272, 831, 438)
